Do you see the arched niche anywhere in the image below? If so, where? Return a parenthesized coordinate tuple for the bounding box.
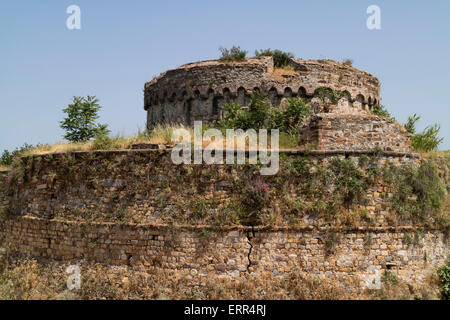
(237, 87, 248, 106)
(268, 87, 280, 105)
(284, 87, 293, 98)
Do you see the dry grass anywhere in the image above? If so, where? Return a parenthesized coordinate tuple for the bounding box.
(0, 254, 355, 300)
(419, 150, 450, 159)
(1, 124, 299, 171)
(367, 271, 441, 300)
(0, 251, 442, 300)
(270, 67, 298, 82)
(1, 125, 190, 161)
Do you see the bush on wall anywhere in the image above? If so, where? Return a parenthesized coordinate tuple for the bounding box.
(255, 48, 294, 68)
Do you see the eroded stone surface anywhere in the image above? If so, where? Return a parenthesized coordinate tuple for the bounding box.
(144, 57, 380, 129)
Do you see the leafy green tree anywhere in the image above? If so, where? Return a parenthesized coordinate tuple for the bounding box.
(60, 96, 110, 142)
(404, 113, 443, 151)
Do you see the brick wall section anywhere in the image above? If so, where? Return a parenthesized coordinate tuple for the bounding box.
(0, 216, 447, 288)
(299, 114, 412, 152)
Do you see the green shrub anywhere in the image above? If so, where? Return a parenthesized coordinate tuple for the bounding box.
(247, 91, 271, 129)
(220, 93, 310, 135)
(60, 96, 110, 142)
(0, 150, 12, 166)
(314, 87, 345, 105)
(404, 113, 443, 151)
(381, 271, 399, 285)
(404, 114, 420, 135)
(389, 161, 446, 220)
(412, 125, 443, 152)
(291, 156, 310, 176)
(342, 58, 353, 66)
(437, 260, 450, 300)
(371, 105, 392, 119)
(329, 158, 368, 205)
(255, 49, 294, 68)
(219, 46, 247, 62)
(278, 132, 300, 149)
(0, 144, 35, 166)
(219, 91, 271, 130)
(270, 97, 311, 135)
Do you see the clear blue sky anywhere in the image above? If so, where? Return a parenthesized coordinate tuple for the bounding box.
(1, 0, 449, 151)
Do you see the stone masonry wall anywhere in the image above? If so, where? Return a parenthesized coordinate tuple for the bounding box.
(144, 57, 380, 129)
(1, 150, 419, 225)
(0, 150, 447, 292)
(0, 216, 447, 290)
(299, 114, 412, 152)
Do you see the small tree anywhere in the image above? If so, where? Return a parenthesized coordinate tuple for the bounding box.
(60, 96, 110, 142)
(404, 113, 443, 151)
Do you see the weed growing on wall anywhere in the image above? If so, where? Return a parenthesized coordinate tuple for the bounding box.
(314, 87, 345, 105)
(0, 143, 35, 167)
(437, 259, 450, 300)
(342, 58, 353, 66)
(219, 46, 247, 62)
(2, 150, 448, 230)
(220, 92, 311, 135)
(387, 161, 446, 222)
(255, 49, 294, 68)
(370, 105, 393, 119)
(381, 271, 400, 285)
(329, 158, 368, 206)
(404, 113, 443, 152)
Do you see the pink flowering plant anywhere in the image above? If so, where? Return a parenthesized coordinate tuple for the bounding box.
(243, 175, 270, 210)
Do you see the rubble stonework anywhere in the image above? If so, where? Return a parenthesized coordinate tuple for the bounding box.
(299, 114, 412, 152)
(144, 57, 380, 129)
(0, 216, 447, 288)
(0, 150, 448, 292)
(1, 150, 419, 223)
(144, 56, 411, 152)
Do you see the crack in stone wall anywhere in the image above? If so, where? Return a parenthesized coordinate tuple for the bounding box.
(246, 226, 256, 272)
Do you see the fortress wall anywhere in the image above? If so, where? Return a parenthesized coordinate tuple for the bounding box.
(1, 150, 419, 224)
(0, 150, 447, 291)
(0, 216, 447, 290)
(299, 114, 413, 152)
(144, 57, 381, 129)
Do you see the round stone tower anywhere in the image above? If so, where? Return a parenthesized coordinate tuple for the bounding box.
(144, 56, 380, 128)
(144, 56, 411, 152)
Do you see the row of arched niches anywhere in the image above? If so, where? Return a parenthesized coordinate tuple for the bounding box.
(145, 85, 380, 127)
